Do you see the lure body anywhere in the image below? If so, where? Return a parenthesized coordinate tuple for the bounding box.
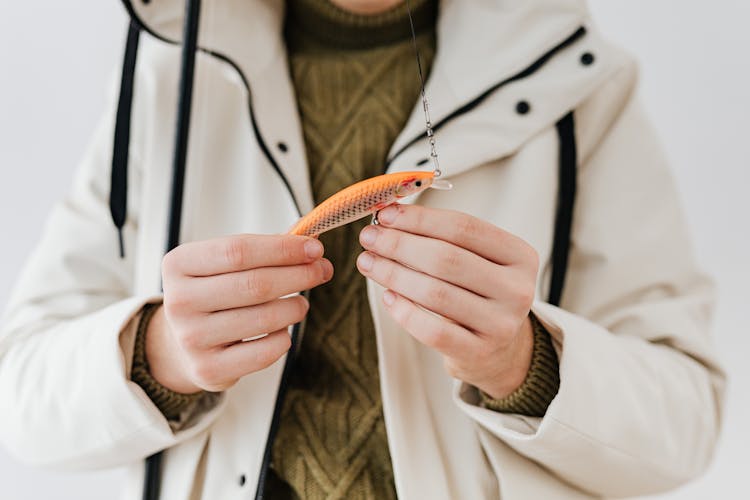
(289, 171, 438, 237)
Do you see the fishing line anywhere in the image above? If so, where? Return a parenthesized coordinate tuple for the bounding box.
(405, 0, 441, 177)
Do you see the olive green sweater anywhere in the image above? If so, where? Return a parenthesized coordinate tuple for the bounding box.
(131, 1, 560, 498)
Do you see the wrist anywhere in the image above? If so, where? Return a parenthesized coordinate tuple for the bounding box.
(144, 305, 202, 394)
(479, 313, 561, 417)
(476, 314, 535, 400)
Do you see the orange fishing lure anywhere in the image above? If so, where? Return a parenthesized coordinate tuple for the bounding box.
(289, 171, 451, 237)
(288, 1, 450, 238)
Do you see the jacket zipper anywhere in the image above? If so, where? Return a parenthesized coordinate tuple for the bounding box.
(253, 293, 308, 499)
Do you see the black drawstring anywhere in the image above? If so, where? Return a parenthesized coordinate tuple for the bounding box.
(165, 0, 202, 253)
(110, 20, 141, 258)
(142, 1, 202, 500)
(549, 111, 577, 306)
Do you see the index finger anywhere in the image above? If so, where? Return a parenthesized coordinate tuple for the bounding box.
(167, 234, 324, 277)
(376, 204, 532, 266)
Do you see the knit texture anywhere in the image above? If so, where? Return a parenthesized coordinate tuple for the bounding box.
(479, 313, 560, 416)
(267, 2, 437, 499)
(130, 304, 203, 420)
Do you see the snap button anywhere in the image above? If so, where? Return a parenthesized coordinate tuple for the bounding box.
(239, 474, 246, 486)
(277, 142, 289, 153)
(515, 101, 531, 115)
(580, 52, 595, 66)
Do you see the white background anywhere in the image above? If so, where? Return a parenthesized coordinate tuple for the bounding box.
(0, 1, 748, 499)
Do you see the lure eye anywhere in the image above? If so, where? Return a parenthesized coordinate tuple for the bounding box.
(415, 181, 422, 187)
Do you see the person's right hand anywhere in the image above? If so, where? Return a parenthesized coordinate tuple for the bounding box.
(144, 234, 333, 394)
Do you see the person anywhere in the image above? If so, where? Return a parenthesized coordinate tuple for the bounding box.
(0, 0, 725, 498)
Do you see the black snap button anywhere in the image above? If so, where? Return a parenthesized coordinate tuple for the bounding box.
(416, 158, 430, 166)
(580, 52, 595, 66)
(277, 142, 289, 153)
(515, 101, 531, 115)
(239, 474, 246, 486)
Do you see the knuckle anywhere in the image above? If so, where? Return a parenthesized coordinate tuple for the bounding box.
(177, 325, 203, 350)
(278, 333, 293, 352)
(255, 336, 290, 368)
(413, 205, 426, 228)
(516, 283, 536, 310)
(278, 237, 295, 261)
(443, 358, 462, 379)
(474, 343, 494, 365)
(253, 348, 275, 369)
(426, 283, 449, 307)
(384, 231, 401, 256)
(454, 216, 478, 242)
(392, 298, 412, 326)
(311, 261, 326, 283)
(382, 263, 399, 288)
(161, 250, 178, 276)
(425, 325, 450, 351)
(241, 271, 270, 299)
(437, 249, 461, 275)
(225, 238, 249, 268)
(526, 246, 540, 274)
(495, 317, 518, 337)
(162, 246, 191, 279)
(291, 297, 309, 323)
(255, 304, 279, 331)
(190, 357, 220, 387)
(163, 291, 190, 316)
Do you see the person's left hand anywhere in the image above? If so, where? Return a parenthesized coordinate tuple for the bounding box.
(356, 204, 539, 399)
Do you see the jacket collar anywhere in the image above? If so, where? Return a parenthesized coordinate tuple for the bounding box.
(124, 0, 286, 80)
(122, 0, 625, 199)
(124, 0, 589, 97)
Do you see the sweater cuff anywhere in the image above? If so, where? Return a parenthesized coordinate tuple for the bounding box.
(479, 313, 560, 417)
(130, 304, 204, 421)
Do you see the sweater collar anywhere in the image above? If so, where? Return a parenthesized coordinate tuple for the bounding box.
(285, 0, 437, 50)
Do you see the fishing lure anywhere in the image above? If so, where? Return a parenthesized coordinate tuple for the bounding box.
(288, 0, 448, 238)
(289, 171, 452, 237)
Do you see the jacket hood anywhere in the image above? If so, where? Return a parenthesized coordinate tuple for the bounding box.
(122, 0, 590, 104)
(120, 0, 619, 180)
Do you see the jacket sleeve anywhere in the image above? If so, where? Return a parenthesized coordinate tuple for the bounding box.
(454, 79, 726, 496)
(0, 99, 225, 471)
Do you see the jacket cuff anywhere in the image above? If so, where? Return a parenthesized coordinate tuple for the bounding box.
(130, 303, 204, 421)
(478, 313, 560, 417)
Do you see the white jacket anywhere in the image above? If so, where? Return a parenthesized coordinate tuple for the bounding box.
(0, 1, 725, 499)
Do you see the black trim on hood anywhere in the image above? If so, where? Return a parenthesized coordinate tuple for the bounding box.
(119, 0, 302, 216)
(166, 0, 201, 254)
(384, 26, 587, 171)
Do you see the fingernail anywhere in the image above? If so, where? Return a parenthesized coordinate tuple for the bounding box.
(378, 206, 398, 225)
(320, 259, 334, 280)
(360, 226, 378, 246)
(383, 289, 396, 306)
(357, 252, 374, 272)
(304, 239, 323, 259)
